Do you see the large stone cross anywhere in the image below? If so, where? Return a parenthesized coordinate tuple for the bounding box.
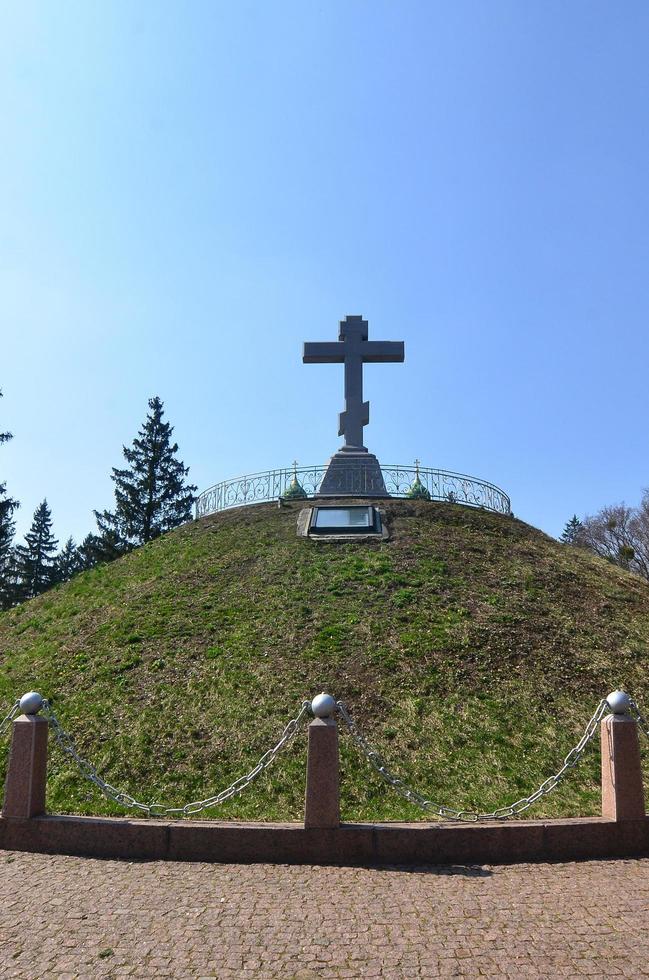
(303, 316, 405, 449)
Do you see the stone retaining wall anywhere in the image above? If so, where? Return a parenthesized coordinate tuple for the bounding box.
(1, 699, 647, 866)
(1, 814, 648, 866)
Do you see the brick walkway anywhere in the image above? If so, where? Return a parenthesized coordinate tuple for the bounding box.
(0, 851, 648, 978)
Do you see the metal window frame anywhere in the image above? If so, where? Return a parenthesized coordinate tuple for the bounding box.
(309, 505, 382, 536)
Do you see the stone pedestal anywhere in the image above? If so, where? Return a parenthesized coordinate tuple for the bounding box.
(601, 713, 646, 821)
(304, 718, 340, 829)
(317, 447, 389, 498)
(3, 714, 48, 819)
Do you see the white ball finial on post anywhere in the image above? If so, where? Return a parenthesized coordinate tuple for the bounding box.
(606, 690, 632, 715)
(311, 692, 337, 718)
(19, 691, 44, 716)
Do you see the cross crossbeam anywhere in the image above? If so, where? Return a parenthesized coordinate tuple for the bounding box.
(303, 316, 405, 449)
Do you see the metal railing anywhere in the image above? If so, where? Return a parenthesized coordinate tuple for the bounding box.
(195, 463, 511, 518)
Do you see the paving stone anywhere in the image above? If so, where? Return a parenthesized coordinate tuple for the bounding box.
(1, 851, 648, 977)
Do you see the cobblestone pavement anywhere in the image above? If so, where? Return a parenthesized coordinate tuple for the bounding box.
(1, 851, 648, 978)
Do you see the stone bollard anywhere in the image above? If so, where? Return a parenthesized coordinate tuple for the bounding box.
(2, 692, 48, 819)
(601, 690, 646, 822)
(304, 693, 340, 829)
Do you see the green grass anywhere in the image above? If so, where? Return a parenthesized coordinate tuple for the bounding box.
(1, 497, 649, 822)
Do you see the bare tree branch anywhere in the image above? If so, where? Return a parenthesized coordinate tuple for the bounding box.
(576, 495, 649, 581)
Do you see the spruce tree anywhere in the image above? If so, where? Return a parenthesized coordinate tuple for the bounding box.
(0, 512, 16, 609)
(95, 396, 197, 550)
(0, 389, 19, 609)
(76, 533, 99, 571)
(55, 537, 83, 583)
(78, 530, 124, 568)
(15, 500, 59, 599)
(561, 515, 583, 545)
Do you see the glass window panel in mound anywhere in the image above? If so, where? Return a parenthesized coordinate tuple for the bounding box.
(310, 506, 381, 535)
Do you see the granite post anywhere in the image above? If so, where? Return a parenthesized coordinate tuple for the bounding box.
(601, 712, 646, 821)
(3, 713, 48, 819)
(304, 717, 340, 829)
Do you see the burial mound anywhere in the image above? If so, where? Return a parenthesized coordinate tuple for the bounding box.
(1, 497, 648, 821)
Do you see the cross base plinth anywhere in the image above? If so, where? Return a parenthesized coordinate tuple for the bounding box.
(316, 448, 390, 498)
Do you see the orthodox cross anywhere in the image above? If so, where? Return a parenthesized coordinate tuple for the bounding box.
(303, 316, 405, 449)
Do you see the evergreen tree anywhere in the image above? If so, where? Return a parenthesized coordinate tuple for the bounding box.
(94, 396, 197, 549)
(15, 500, 59, 599)
(77, 530, 124, 568)
(0, 514, 17, 609)
(76, 533, 100, 571)
(55, 537, 83, 583)
(561, 515, 583, 544)
(0, 389, 19, 609)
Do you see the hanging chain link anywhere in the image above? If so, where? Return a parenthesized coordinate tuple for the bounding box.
(336, 698, 610, 821)
(4, 689, 645, 822)
(41, 699, 311, 817)
(629, 697, 649, 740)
(0, 701, 19, 739)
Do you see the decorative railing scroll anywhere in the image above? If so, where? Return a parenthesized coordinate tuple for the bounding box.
(381, 465, 511, 514)
(196, 464, 511, 518)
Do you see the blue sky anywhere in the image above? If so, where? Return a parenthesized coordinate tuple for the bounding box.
(2, 1, 648, 545)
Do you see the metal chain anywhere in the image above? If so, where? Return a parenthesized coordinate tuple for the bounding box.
(41, 699, 311, 817)
(18, 691, 648, 821)
(0, 701, 19, 738)
(629, 698, 649, 739)
(336, 698, 610, 821)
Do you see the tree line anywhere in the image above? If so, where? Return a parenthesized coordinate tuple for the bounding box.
(4, 381, 648, 606)
(0, 392, 196, 609)
(562, 492, 649, 582)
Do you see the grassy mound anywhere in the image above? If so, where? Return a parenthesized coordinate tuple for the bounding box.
(1, 498, 649, 821)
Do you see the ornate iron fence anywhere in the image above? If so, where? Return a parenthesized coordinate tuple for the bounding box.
(195, 464, 511, 518)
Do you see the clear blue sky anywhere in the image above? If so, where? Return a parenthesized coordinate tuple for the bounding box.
(2, 1, 648, 545)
